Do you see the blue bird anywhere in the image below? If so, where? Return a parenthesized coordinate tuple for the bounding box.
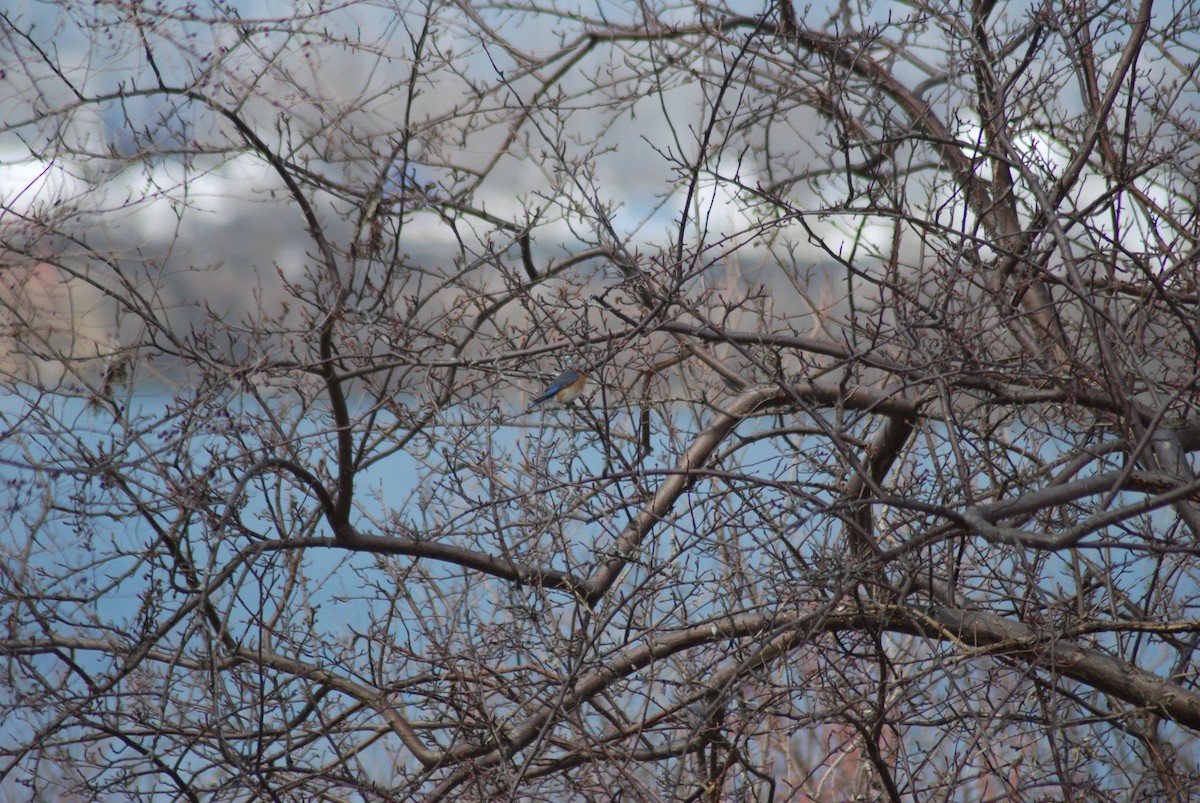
(530, 368, 587, 409)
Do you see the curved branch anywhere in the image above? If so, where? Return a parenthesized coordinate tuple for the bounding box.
(582, 381, 918, 604)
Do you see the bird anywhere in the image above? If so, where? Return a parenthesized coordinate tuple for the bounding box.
(529, 368, 587, 409)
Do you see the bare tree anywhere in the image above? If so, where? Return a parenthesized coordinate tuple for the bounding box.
(3, 0, 1200, 799)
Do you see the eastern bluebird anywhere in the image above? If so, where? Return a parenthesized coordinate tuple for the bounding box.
(530, 369, 587, 408)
